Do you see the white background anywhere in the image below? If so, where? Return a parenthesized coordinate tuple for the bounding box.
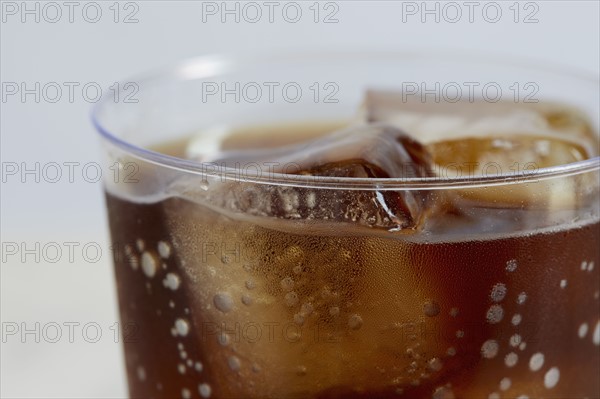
(1, 1, 599, 397)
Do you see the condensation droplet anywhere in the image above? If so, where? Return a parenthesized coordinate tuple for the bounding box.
(486, 304, 504, 324)
(544, 367, 560, 389)
(578, 323, 589, 338)
(423, 300, 441, 317)
(432, 386, 455, 399)
(529, 352, 545, 371)
(490, 283, 507, 302)
(186, 359, 193, 367)
(329, 306, 340, 316)
(489, 393, 500, 399)
(581, 261, 588, 271)
(481, 340, 499, 359)
(136, 239, 145, 252)
(199, 180, 209, 191)
(228, 355, 241, 372)
(175, 318, 190, 336)
(504, 352, 518, 367)
(241, 294, 253, 306)
(506, 259, 517, 272)
(517, 292, 527, 305)
(128, 254, 139, 270)
(510, 334, 522, 347)
(588, 261, 595, 271)
(449, 307, 459, 317)
(198, 383, 212, 398)
(293, 313, 305, 326)
(169, 300, 175, 308)
(285, 292, 299, 307)
(428, 357, 443, 372)
(157, 241, 171, 259)
(217, 332, 230, 346)
(593, 321, 600, 345)
(136, 366, 146, 381)
(280, 277, 294, 291)
(141, 252, 157, 278)
(245, 280, 255, 290)
(348, 314, 363, 330)
(163, 273, 180, 290)
(456, 330, 464, 338)
(182, 388, 191, 399)
(300, 302, 314, 316)
(213, 293, 234, 313)
(500, 377, 511, 391)
(296, 365, 307, 376)
(446, 347, 456, 356)
(512, 313, 522, 326)
(178, 363, 186, 374)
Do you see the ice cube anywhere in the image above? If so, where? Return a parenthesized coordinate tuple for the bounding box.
(361, 90, 598, 156)
(197, 124, 436, 231)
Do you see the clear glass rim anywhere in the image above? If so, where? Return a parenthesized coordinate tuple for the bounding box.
(92, 50, 600, 190)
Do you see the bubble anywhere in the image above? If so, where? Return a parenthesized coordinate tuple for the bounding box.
(490, 283, 507, 302)
(506, 259, 517, 272)
(529, 352, 545, 371)
(198, 383, 212, 398)
(446, 347, 456, 356)
(516, 292, 527, 305)
(175, 318, 190, 336)
(280, 277, 294, 291)
(560, 279, 567, 289)
(423, 300, 441, 317)
(228, 355, 241, 372)
(136, 239, 145, 252)
(329, 306, 340, 316)
(432, 386, 455, 399)
(544, 367, 560, 389)
(593, 321, 600, 345)
(128, 254, 139, 270)
(213, 293, 234, 313)
(195, 362, 203, 372)
(182, 388, 191, 399)
(512, 313, 522, 326)
(163, 273, 181, 290)
(348, 314, 363, 330)
(504, 352, 518, 367)
(141, 252, 158, 278)
(245, 280, 256, 290)
(481, 339, 499, 359)
(241, 294, 253, 306)
(486, 305, 504, 324)
(157, 241, 171, 259)
(449, 307, 459, 317)
(456, 330, 464, 338)
(519, 342, 527, 351)
(178, 363, 186, 374)
(285, 292, 299, 306)
(499, 377, 511, 391)
(578, 323, 589, 338)
(510, 334, 522, 347)
(428, 357, 443, 372)
(136, 366, 146, 381)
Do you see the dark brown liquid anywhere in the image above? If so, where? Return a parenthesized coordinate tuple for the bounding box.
(107, 191, 600, 399)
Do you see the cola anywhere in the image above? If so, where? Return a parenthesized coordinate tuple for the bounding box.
(105, 95, 600, 399)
